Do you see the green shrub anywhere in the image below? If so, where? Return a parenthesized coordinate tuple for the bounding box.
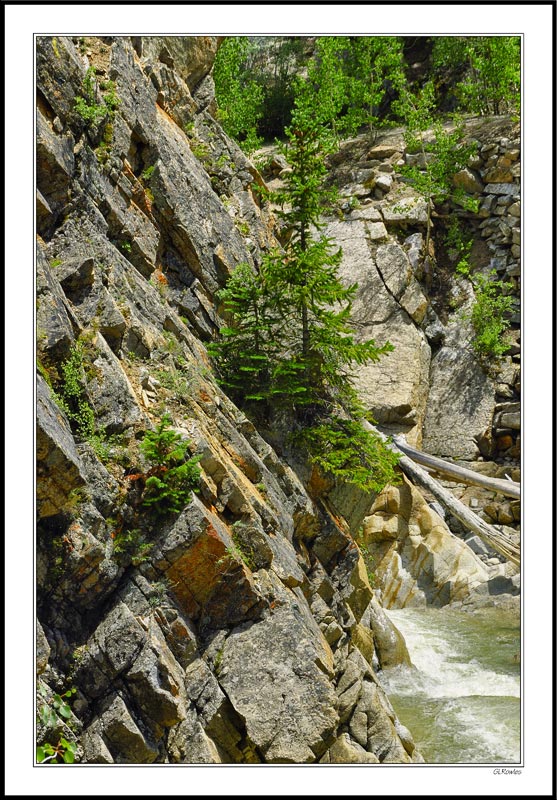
(139, 413, 201, 516)
(54, 343, 95, 440)
(112, 527, 154, 565)
(74, 67, 120, 127)
(37, 737, 78, 765)
(445, 218, 473, 276)
(38, 687, 76, 728)
(230, 522, 258, 570)
(468, 272, 514, 360)
(101, 80, 121, 114)
(154, 367, 189, 401)
(141, 165, 155, 181)
(191, 140, 210, 162)
(37, 686, 78, 764)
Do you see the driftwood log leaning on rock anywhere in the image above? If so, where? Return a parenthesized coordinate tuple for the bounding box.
(391, 435, 521, 500)
(364, 423, 521, 567)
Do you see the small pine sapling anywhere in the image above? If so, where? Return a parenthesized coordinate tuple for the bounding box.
(139, 413, 201, 516)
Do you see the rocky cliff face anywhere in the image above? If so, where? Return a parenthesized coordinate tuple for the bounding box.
(36, 36, 520, 764)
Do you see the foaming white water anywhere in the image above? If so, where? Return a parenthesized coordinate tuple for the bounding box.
(383, 610, 519, 699)
(380, 607, 521, 763)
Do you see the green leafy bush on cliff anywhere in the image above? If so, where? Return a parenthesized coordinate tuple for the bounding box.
(54, 343, 95, 440)
(74, 67, 120, 127)
(110, 415, 202, 564)
(468, 272, 515, 361)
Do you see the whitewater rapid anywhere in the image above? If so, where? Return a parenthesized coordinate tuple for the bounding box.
(380, 606, 521, 763)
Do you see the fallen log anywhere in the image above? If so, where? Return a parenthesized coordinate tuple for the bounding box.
(391, 435, 520, 500)
(364, 423, 521, 566)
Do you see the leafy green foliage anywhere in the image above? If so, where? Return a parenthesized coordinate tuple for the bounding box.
(446, 223, 514, 362)
(445, 218, 473, 275)
(212, 35, 519, 148)
(148, 578, 174, 608)
(306, 37, 350, 136)
(100, 79, 121, 114)
(54, 343, 95, 440)
(154, 365, 190, 400)
(213, 37, 264, 154)
(298, 415, 400, 494)
(37, 737, 78, 765)
(112, 526, 154, 565)
(432, 36, 520, 115)
(37, 687, 78, 764)
(108, 417, 201, 564)
(141, 165, 155, 181)
(224, 36, 407, 144)
(400, 99, 477, 206)
(139, 414, 201, 516)
(467, 271, 514, 360)
(95, 120, 114, 165)
(38, 688, 76, 728)
(74, 67, 120, 127)
(394, 83, 478, 257)
(342, 36, 406, 137)
(230, 522, 258, 571)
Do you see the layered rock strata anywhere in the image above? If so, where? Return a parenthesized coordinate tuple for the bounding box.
(36, 35, 424, 765)
(36, 35, 520, 765)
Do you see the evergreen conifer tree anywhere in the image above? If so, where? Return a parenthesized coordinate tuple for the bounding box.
(207, 262, 284, 406)
(266, 80, 394, 414)
(210, 77, 400, 493)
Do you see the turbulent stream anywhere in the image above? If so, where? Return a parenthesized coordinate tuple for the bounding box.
(381, 606, 521, 764)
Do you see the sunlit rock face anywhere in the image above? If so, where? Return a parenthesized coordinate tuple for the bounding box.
(35, 36, 519, 764)
(35, 35, 429, 765)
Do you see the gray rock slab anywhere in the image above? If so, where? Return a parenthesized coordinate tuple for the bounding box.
(87, 332, 145, 433)
(36, 375, 86, 518)
(98, 693, 159, 763)
(422, 307, 496, 459)
(218, 601, 338, 762)
(381, 195, 429, 225)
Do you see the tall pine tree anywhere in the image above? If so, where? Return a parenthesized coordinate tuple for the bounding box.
(266, 79, 394, 414)
(210, 77, 399, 492)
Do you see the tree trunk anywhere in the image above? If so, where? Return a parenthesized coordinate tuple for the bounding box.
(363, 422, 521, 566)
(391, 435, 520, 499)
(394, 452, 520, 566)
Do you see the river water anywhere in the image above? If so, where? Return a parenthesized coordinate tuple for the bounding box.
(381, 606, 521, 764)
